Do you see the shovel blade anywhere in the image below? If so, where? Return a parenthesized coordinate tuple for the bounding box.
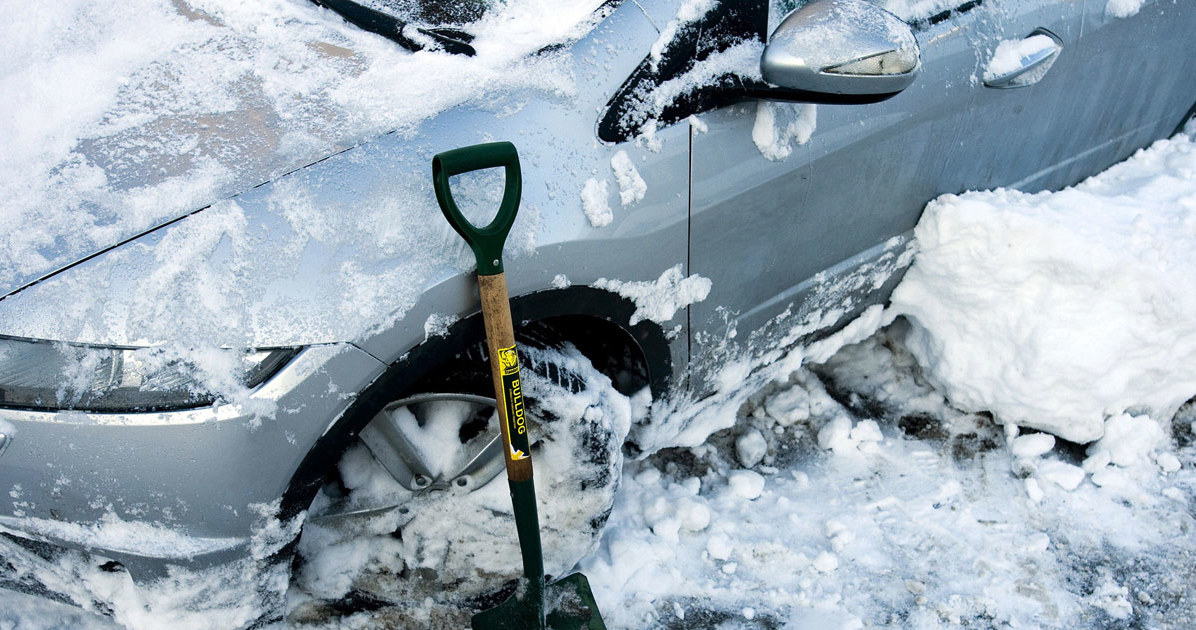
(471, 573, 605, 630)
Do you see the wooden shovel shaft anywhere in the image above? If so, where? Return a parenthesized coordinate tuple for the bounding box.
(478, 272, 535, 483)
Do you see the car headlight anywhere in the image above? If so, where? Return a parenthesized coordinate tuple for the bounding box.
(0, 335, 297, 412)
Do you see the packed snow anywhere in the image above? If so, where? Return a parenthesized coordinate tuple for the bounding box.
(649, 0, 719, 72)
(580, 178, 614, 227)
(594, 265, 713, 326)
(890, 132, 1196, 443)
(610, 150, 648, 206)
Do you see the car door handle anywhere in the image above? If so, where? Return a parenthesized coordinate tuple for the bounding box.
(983, 29, 1063, 89)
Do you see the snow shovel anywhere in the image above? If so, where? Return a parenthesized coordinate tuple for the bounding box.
(432, 141, 606, 630)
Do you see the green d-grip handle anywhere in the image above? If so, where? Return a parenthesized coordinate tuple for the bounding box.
(432, 141, 522, 276)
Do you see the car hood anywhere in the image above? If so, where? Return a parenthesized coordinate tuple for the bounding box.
(0, 0, 608, 299)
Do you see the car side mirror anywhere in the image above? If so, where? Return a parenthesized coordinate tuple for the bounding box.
(760, 0, 920, 100)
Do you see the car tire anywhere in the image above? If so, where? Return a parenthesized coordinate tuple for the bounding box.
(288, 341, 631, 619)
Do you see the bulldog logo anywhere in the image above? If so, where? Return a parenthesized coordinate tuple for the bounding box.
(498, 346, 519, 374)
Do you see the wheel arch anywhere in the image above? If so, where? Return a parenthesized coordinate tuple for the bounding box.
(278, 284, 674, 521)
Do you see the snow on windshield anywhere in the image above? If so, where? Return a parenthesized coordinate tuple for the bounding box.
(0, 0, 606, 294)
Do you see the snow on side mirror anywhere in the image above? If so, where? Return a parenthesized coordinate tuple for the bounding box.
(761, 0, 920, 97)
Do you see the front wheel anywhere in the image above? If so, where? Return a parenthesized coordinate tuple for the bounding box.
(289, 344, 632, 616)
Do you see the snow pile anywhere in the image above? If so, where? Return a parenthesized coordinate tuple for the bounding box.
(582, 324, 1196, 629)
(595, 265, 712, 326)
(891, 132, 1196, 443)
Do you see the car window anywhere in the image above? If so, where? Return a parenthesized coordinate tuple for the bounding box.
(598, 0, 769, 143)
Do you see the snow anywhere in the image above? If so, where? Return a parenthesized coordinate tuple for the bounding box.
(580, 178, 613, 227)
(1087, 412, 1168, 468)
(594, 265, 712, 326)
(985, 34, 1055, 79)
(615, 40, 764, 142)
(1010, 432, 1055, 459)
(580, 324, 1196, 627)
(734, 429, 768, 467)
(726, 470, 765, 500)
(890, 133, 1196, 443)
(5, 17, 1196, 627)
(610, 150, 647, 206)
(422, 312, 457, 340)
(0, 0, 608, 297)
(1106, 0, 1145, 18)
(649, 0, 717, 72)
(752, 102, 818, 161)
(0, 513, 241, 560)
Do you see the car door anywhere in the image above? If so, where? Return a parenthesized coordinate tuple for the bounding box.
(681, 0, 984, 385)
(950, 0, 1196, 194)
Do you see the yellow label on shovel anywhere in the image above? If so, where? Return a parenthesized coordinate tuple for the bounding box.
(497, 345, 530, 461)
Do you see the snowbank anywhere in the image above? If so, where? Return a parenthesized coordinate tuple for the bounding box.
(891, 132, 1196, 442)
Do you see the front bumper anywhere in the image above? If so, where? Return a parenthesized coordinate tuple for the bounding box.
(0, 343, 384, 585)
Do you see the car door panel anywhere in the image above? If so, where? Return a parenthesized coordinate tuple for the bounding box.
(688, 1, 979, 384)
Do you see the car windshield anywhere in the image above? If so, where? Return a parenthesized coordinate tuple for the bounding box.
(358, 0, 490, 25)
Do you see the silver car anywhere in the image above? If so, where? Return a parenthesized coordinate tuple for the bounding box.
(1, 0, 1193, 624)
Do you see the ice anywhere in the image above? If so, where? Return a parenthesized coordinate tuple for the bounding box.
(594, 264, 711, 326)
(580, 177, 613, 227)
(610, 150, 647, 206)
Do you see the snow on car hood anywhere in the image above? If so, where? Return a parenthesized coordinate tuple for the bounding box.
(0, 0, 607, 298)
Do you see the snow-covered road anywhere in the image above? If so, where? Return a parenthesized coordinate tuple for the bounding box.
(3, 127, 1195, 630)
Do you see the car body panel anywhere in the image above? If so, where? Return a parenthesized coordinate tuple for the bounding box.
(0, 343, 383, 580)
